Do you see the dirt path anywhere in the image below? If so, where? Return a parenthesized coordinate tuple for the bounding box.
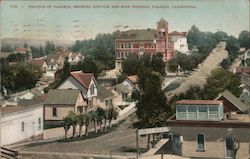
(21, 114, 147, 156)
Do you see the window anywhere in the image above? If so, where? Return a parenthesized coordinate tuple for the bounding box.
(38, 118, 41, 130)
(187, 106, 197, 119)
(21, 122, 25, 132)
(197, 134, 205, 151)
(198, 106, 208, 119)
(52, 107, 57, 117)
(105, 100, 109, 106)
(209, 106, 218, 119)
(90, 84, 95, 95)
(176, 106, 187, 119)
(78, 106, 83, 113)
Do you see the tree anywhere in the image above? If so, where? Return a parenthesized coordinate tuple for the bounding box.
(136, 70, 172, 128)
(107, 106, 118, 128)
(205, 68, 242, 99)
(44, 41, 56, 54)
(77, 113, 86, 137)
(96, 107, 105, 132)
(151, 53, 166, 76)
(238, 30, 250, 49)
(226, 36, 240, 61)
(68, 111, 78, 137)
(82, 56, 98, 77)
(84, 113, 91, 136)
(62, 116, 72, 139)
(136, 71, 172, 149)
(89, 110, 98, 133)
(122, 54, 140, 75)
(62, 56, 71, 80)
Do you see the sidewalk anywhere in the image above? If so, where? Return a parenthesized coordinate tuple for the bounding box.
(6, 107, 137, 150)
(142, 139, 169, 157)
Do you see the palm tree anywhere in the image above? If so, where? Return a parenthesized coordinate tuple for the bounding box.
(89, 110, 98, 133)
(96, 107, 105, 132)
(107, 106, 118, 128)
(84, 112, 91, 136)
(77, 113, 86, 137)
(62, 116, 72, 139)
(68, 111, 78, 137)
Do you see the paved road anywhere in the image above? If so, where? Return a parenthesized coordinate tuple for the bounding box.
(165, 42, 228, 99)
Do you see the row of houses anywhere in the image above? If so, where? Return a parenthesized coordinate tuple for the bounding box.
(44, 71, 138, 125)
(0, 71, 138, 146)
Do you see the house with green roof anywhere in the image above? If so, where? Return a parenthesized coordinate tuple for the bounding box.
(44, 89, 87, 124)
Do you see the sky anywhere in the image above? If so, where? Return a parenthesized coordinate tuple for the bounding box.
(0, 0, 249, 41)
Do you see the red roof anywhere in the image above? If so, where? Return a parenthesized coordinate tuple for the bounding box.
(176, 100, 223, 105)
(15, 47, 31, 52)
(29, 59, 46, 66)
(70, 71, 94, 89)
(169, 31, 187, 36)
(235, 66, 250, 74)
(127, 75, 139, 84)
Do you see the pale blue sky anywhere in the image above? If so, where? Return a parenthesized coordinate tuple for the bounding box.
(0, 0, 249, 41)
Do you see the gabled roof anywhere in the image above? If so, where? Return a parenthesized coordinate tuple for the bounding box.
(176, 100, 223, 105)
(45, 89, 80, 105)
(70, 71, 94, 89)
(116, 29, 162, 41)
(29, 59, 47, 67)
(126, 75, 139, 84)
(97, 85, 114, 100)
(216, 90, 248, 113)
(114, 83, 130, 94)
(169, 31, 187, 36)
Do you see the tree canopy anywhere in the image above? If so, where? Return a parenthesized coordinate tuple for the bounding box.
(238, 30, 250, 49)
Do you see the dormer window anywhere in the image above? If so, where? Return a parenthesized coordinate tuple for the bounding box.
(90, 84, 95, 95)
(176, 100, 223, 121)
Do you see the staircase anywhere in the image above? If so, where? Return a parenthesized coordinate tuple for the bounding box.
(1, 147, 18, 159)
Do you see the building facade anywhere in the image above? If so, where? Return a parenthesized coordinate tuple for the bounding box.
(167, 99, 250, 159)
(169, 31, 189, 54)
(44, 89, 87, 124)
(0, 103, 43, 146)
(115, 18, 174, 70)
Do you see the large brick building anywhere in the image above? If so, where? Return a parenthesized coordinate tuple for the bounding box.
(115, 18, 175, 70)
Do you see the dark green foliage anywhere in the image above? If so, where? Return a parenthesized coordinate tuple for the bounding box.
(136, 68, 172, 128)
(30, 45, 45, 58)
(71, 33, 115, 72)
(1, 63, 42, 93)
(220, 58, 231, 69)
(82, 56, 98, 77)
(118, 73, 127, 83)
(225, 36, 240, 61)
(122, 54, 140, 75)
(205, 68, 242, 98)
(238, 30, 250, 49)
(132, 89, 140, 101)
(62, 56, 71, 80)
(44, 41, 56, 55)
(7, 53, 25, 62)
(1, 44, 14, 52)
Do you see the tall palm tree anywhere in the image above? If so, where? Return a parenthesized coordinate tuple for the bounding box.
(85, 112, 91, 136)
(77, 113, 86, 137)
(107, 106, 118, 128)
(68, 111, 78, 137)
(89, 110, 98, 133)
(96, 107, 105, 132)
(62, 116, 72, 139)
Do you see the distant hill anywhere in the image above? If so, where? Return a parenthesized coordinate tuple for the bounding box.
(1, 37, 75, 48)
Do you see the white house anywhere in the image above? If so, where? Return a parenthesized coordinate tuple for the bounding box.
(169, 31, 189, 54)
(68, 52, 83, 64)
(57, 71, 98, 108)
(0, 103, 43, 146)
(122, 75, 139, 93)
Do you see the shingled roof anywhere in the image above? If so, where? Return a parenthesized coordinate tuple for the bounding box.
(216, 90, 248, 113)
(70, 71, 94, 89)
(45, 89, 80, 105)
(29, 59, 47, 67)
(97, 85, 114, 100)
(116, 29, 162, 41)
